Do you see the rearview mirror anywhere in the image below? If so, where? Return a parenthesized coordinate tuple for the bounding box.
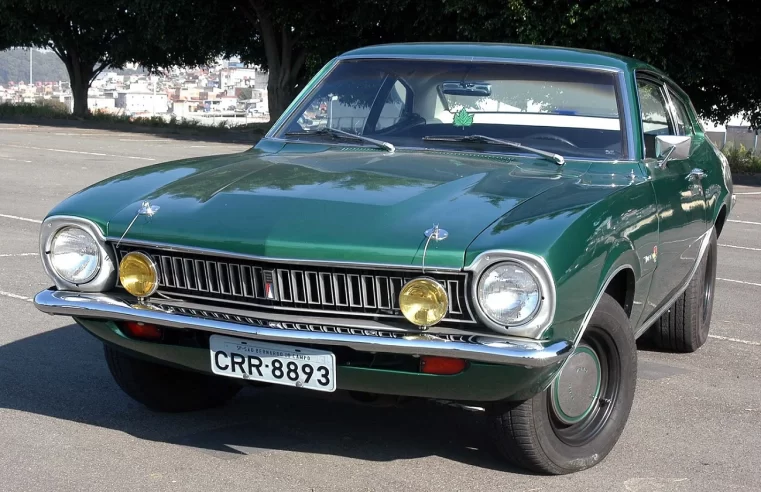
(440, 81, 492, 97)
(655, 135, 691, 166)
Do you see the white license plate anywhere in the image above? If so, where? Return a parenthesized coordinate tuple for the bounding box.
(209, 335, 336, 392)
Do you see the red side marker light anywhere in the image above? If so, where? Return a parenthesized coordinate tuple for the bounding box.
(122, 321, 163, 340)
(420, 356, 467, 375)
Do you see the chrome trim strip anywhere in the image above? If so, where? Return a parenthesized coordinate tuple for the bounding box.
(634, 229, 713, 339)
(34, 289, 571, 368)
(259, 138, 639, 164)
(40, 216, 117, 293)
(107, 237, 461, 272)
(464, 250, 556, 338)
(336, 53, 623, 73)
(572, 264, 636, 348)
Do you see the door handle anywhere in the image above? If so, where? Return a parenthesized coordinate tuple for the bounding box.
(686, 169, 707, 181)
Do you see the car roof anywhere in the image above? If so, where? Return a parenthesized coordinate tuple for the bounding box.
(340, 42, 663, 75)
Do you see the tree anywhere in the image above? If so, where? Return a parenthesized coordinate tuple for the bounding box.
(442, 0, 761, 127)
(0, 1, 232, 117)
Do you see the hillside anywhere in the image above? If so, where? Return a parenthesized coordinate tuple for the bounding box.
(0, 49, 69, 85)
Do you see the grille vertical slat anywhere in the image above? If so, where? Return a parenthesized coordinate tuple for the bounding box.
(183, 259, 196, 290)
(347, 274, 362, 307)
(206, 261, 219, 293)
(305, 271, 320, 305)
(161, 256, 174, 287)
(113, 244, 473, 322)
(376, 276, 390, 309)
(195, 260, 208, 292)
(319, 273, 334, 305)
(230, 264, 243, 296)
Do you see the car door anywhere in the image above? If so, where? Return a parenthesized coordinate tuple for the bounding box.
(637, 76, 707, 319)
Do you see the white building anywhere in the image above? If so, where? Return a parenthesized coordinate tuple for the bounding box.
(115, 87, 168, 115)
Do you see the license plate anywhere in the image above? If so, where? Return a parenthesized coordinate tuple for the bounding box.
(209, 335, 336, 392)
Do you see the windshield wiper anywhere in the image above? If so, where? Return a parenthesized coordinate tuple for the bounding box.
(422, 134, 564, 165)
(285, 127, 395, 153)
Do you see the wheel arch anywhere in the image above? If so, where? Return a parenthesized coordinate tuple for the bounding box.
(714, 205, 728, 238)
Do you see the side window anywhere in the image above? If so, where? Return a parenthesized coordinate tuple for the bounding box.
(375, 80, 409, 131)
(669, 91, 694, 136)
(637, 79, 675, 158)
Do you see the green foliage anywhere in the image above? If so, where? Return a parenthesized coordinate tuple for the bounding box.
(0, 102, 70, 119)
(723, 143, 761, 174)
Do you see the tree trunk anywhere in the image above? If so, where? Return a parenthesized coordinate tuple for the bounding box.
(71, 79, 90, 117)
(266, 70, 300, 122)
(57, 49, 94, 118)
(245, 0, 308, 122)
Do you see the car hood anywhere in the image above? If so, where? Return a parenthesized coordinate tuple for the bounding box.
(67, 147, 585, 269)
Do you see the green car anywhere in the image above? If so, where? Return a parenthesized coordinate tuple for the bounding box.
(34, 43, 734, 474)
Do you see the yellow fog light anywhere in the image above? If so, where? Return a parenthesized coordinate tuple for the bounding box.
(399, 277, 448, 327)
(119, 252, 158, 298)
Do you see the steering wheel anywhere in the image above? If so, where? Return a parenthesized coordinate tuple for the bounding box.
(525, 133, 578, 147)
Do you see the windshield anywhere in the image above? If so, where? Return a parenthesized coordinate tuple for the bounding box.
(277, 59, 626, 160)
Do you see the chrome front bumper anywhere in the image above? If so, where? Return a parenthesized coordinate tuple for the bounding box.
(33, 288, 571, 368)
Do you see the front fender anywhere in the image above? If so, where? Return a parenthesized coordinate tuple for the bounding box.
(466, 169, 658, 343)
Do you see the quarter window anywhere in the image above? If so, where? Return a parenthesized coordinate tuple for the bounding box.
(637, 79, 674, 158)
(669, 92, 694, 136)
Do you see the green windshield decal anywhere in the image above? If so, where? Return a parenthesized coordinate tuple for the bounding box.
(452, 108, 474, 128)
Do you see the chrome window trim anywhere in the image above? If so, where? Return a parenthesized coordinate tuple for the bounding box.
(465, 250, 556, 338)
(107, 237, 461, 272)
(269, 54, 633, 160)
(40, 215, 118, 292)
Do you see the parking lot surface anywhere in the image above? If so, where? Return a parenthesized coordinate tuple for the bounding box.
(0, 123, 759, 492)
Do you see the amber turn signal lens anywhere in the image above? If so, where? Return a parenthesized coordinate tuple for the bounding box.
(420, 356, 467, 375)
(399, 277, 448, 327)
(119, 251, 158, 298)
(122, 321, 163, 340)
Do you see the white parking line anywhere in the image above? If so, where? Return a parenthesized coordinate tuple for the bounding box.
(0, 253, 38, 258)
(728, 219, 761, 226)
(709, 334, 761, 347)
(0, 156, 32, 163)
(718, 277, 761, 288)
(0, 214, 41, 224)
(0, 290, 32, 302)
(0, 143, 155, 161)
(720, 244, 761, 252)
(734, 192, 761, 195)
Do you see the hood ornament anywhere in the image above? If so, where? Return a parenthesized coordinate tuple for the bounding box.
(421, 224, 448, 273)
(116, 201, 160, 247)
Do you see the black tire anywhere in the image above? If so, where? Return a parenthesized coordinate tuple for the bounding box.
(650, 228, 717, 353)
(104, 345, 241, 412)
(490, 293, 637, 474)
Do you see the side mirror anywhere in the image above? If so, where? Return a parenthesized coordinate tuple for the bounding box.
(655, 135, 691, 166)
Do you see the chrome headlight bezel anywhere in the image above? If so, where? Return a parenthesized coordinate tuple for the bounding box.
(40, 216, 117, 292)
(467, 251, 556, 338)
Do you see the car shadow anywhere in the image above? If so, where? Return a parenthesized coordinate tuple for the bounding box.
(0, 323, 527, 474)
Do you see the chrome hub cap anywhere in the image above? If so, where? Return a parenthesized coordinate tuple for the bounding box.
(551, 345, 601, 425)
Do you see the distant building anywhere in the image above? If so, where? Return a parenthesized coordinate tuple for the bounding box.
(115, 84, 168, 114)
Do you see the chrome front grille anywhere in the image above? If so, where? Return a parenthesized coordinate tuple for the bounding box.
(113, 244, 474, 323)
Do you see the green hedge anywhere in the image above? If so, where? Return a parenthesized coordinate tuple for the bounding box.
(723, 143, 761, 174)
(0, 102, 271, 136)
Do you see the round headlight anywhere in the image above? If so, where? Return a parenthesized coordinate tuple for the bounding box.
(49, 227, 100, 284)
(477, 262, 541, 325)
(399, 277, 448, 327)
(119, 252, 158, 298)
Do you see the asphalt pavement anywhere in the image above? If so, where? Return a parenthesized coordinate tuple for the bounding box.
(0, 123, 759, 492)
